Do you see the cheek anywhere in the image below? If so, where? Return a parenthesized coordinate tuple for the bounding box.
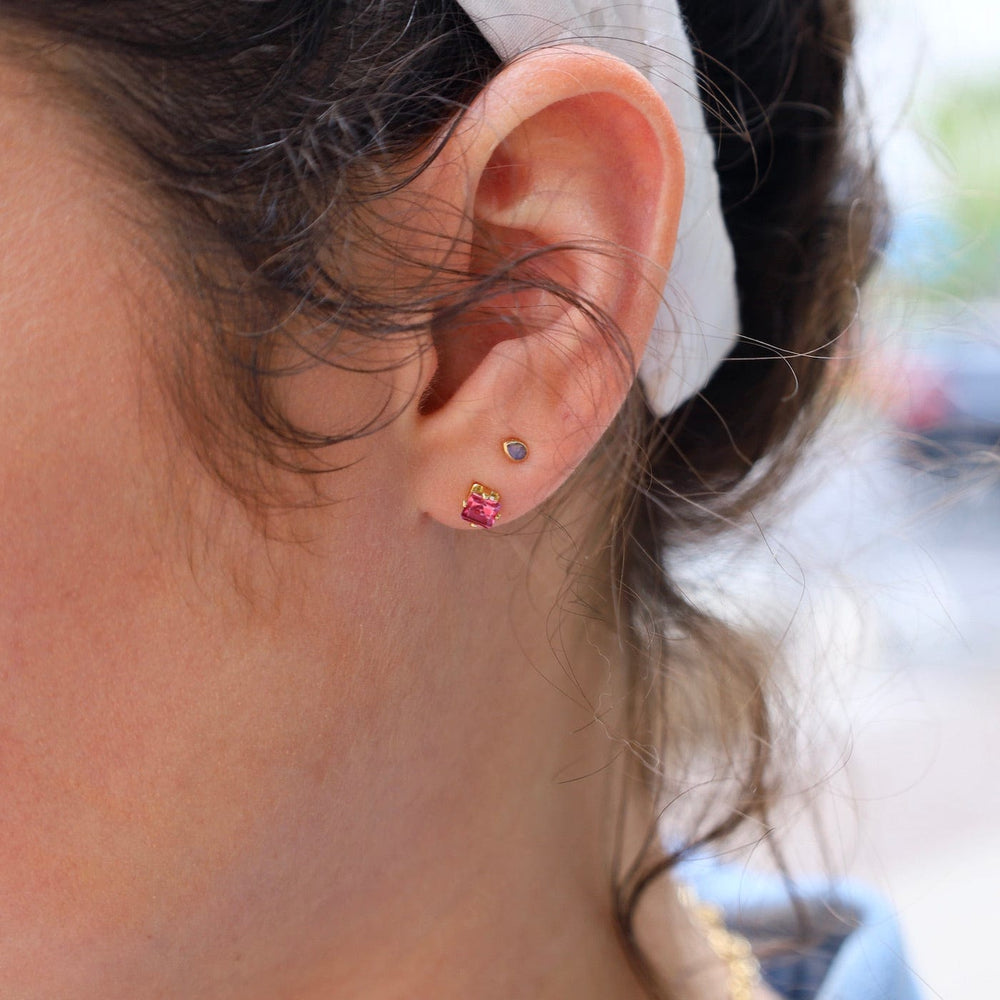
(0, 311, 372, 967)
(0, 217, 412, 986)
(0, 64, 434, 986)
(0, 214, 206, 925)
(0, 120, 363, 961)
(0, 164, 173, 814)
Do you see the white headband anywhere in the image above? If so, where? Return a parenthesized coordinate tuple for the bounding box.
(452, 0, 741, 416)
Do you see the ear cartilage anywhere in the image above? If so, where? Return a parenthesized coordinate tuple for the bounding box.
(502, 439, 529, 462)
(461, 483, 502, 529)
(452, 0, 741, 419)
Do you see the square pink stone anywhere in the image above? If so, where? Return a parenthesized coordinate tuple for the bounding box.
(461, 486, 501, 528)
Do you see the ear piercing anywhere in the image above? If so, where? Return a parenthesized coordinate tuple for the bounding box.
(461, 483, 502, 529)
(460, 438, 528, 529)
(502, 438, 528, 462)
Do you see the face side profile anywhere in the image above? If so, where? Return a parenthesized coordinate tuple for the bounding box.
(0, 40, 692, 1000)
(0, 1, 878, 998)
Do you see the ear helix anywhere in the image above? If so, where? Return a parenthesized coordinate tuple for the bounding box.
(458, 437, 529, 529)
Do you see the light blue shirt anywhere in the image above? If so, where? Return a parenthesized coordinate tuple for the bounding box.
(678, 859, 924, 1000)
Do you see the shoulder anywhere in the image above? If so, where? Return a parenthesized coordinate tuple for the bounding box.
(676, 858, 925, 1000)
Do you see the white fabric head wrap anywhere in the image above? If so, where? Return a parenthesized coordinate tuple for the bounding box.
(451, 0, 741, 416)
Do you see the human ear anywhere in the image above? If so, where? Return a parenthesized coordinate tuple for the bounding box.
(401, 46, 684, 530)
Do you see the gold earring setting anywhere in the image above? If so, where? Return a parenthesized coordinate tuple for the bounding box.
(502, 439, 528, 462)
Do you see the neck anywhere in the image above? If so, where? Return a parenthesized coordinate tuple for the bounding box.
(114, 500, 706, 1000)
(272, 512, 655, 1000)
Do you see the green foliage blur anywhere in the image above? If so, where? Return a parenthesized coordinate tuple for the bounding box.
(923, 78, 1000, 297)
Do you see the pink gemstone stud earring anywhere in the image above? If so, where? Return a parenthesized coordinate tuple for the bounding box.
(461, 482, 501, 529)
(502, 439, 528, 462)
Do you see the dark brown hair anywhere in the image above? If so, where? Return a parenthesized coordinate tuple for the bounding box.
(2, 0, 884, 993)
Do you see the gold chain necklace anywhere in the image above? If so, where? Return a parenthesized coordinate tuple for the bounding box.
(677, 885, 762, 1000)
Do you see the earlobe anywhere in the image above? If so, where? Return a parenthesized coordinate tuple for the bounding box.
(405, 47, 684, 532)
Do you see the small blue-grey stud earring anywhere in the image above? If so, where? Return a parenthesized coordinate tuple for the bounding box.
(502, 439, 528, 462)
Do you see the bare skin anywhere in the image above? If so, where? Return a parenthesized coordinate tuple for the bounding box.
(0, 49, 778, 1000)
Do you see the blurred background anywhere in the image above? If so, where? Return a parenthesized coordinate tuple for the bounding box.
(760, 0, 1000, 996)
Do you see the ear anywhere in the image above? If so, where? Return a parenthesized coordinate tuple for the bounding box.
(402, 46, 684, 530)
